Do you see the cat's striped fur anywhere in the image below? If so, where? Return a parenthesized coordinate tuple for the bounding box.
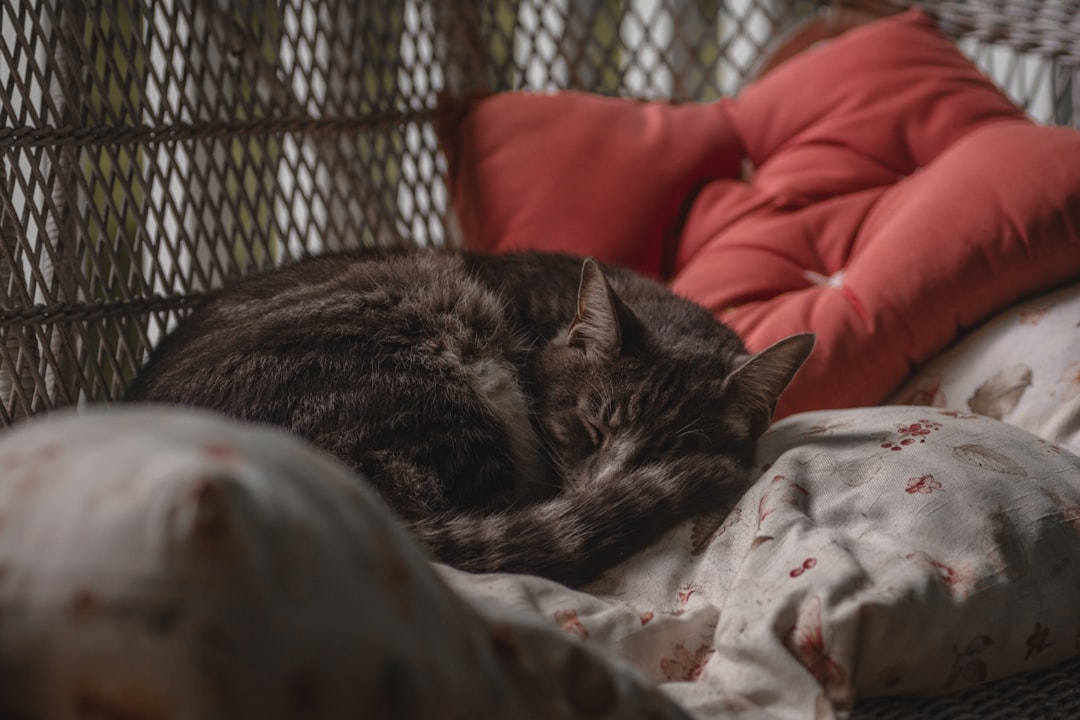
(127, 249, 813, 587)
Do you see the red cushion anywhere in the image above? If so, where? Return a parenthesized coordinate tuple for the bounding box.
(438, 91, 743, 277)
(437, 10, 1080, 418)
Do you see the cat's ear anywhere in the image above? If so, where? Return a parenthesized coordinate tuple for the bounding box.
(568, 258, 641, 359)
(723, 333, 815, 437)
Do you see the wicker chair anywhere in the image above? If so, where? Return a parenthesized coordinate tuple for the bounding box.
(1, 1, 1078, 716)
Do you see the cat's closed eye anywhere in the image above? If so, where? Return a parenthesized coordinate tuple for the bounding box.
(541, 409, 615, 469)
(583, 418, 610, 450)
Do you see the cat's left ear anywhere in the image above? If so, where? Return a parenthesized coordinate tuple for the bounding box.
(568, 258, 642, 360)
(723, 333, 816, 437)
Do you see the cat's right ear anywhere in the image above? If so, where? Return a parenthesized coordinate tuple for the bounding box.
(722, 333, 815, 438)
(567, 258, 641, 360)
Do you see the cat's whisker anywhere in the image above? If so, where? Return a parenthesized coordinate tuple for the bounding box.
(526, 416, 569, 478)
(541, 437, 569, 477)
(672, 414, 707, 440)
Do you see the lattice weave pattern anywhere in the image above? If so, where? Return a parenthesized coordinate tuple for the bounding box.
(1, 1, 445, 422)
(0, 0, 1077, 424)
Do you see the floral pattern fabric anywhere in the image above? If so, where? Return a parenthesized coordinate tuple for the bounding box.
(0, 407, 690, 720)
(443, 406, 1080, 720)
(2, 403, 1079, 720)
(890, 280, 1080, 453)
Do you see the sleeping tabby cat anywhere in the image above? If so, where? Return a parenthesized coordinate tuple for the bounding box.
(127, 249, 813, 587)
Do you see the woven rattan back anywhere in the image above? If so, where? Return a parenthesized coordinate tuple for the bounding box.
(1, 0, 1078, 425)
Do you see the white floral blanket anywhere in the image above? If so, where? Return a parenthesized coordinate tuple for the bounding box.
(442, 406, 1080, 719)
(2, 343, 1080, 719)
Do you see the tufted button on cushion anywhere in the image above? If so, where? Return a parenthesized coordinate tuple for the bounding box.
(670, 10, 1080, 417)
(438, 10, 1080, 418)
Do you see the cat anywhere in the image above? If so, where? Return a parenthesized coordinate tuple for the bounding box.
(126, 249, 814, 587)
